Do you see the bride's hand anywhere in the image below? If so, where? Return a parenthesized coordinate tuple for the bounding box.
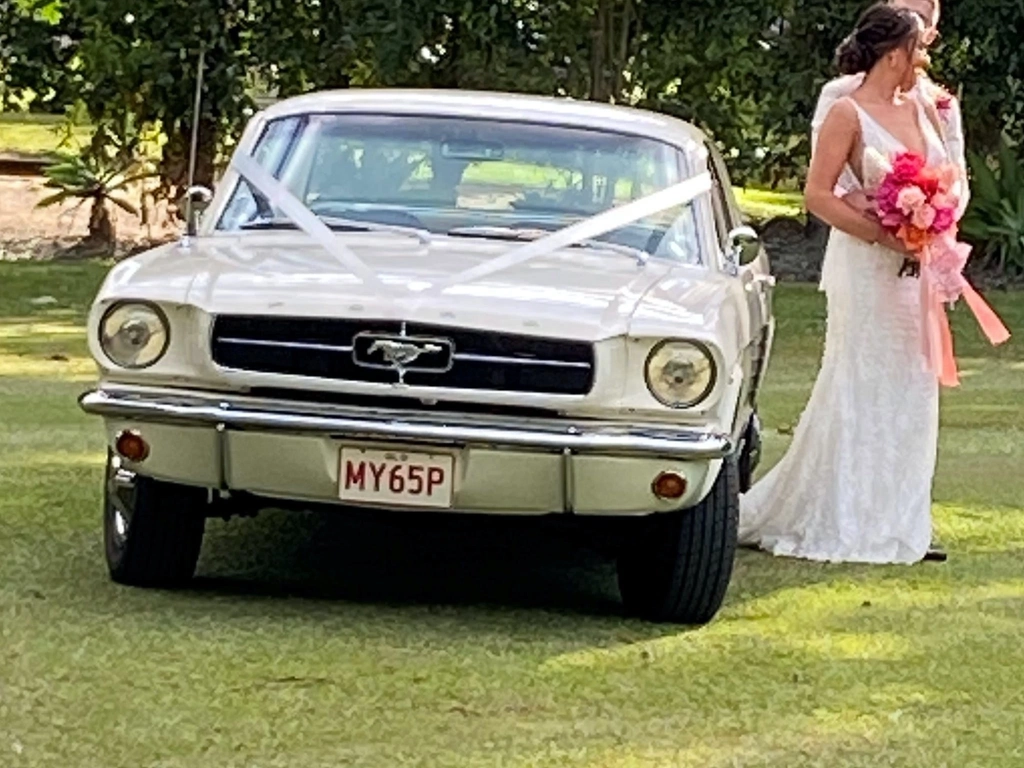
(843, 190, 874, 215)
(874, 227, 913, 255)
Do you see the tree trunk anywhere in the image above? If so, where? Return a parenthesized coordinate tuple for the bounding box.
(159, 119, 218, 215)
(589, 0, 635, 103)
(87, 197, 115, 248)
(612, 0, 634, 100)
(589, 0, 610, 101)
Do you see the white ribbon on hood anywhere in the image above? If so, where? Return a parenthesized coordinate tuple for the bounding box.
(423, 172, 712, 294)
(230, 152, 385, 289)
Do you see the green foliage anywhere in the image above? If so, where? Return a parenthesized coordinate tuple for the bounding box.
(70, 0, 255, 193)
(38, 152, 142, 214)
(6, 0, 1024, 210)
(936, 1, 1024, 154)
(0, 0, 81, 112)
(961, 136, 1024, 276)
(37, 120, 155, 245)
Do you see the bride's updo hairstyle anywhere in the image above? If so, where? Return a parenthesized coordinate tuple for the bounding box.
(835, 4, 920, 75)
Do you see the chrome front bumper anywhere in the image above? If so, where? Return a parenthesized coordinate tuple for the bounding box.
(79, 385, 731, 515)
(79, 386, 734, 459)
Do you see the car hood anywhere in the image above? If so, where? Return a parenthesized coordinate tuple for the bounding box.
(96, 233, 730, 342)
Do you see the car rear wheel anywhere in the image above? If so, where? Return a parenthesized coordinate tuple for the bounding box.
(103, 452, 208, 587)
(617, 456, 739, 624)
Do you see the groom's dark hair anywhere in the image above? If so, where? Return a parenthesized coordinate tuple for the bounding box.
(836, 4, 920, 75)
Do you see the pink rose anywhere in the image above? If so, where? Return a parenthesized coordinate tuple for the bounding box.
(937, 164, 960, 194)
(911, 203, 937, 231)
(931, 206, 955, 234)
(875, 178, 902, 214)
(929, 81, 954, 117)
(897, 185, 927, 214)
(891, 152, 927, 183)
(882, 212, 906, 228)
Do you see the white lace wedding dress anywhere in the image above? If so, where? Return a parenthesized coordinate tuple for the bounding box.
(738, 99, 948, 564)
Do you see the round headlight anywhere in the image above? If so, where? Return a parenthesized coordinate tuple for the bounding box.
(644, 340, 717, 408)
(99, 302, 169, 369)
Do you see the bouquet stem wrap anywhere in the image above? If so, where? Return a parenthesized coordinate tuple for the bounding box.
(918, 232, 1010, 387)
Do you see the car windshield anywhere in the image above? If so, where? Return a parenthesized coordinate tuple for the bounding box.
(217, 113, 704, 264)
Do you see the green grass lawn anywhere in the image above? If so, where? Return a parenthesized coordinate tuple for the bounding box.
(735, 187, 805, 222)
(0, 113, 92, 156)
(2, 262, 1023, 767)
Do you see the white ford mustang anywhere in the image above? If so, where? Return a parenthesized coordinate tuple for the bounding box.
(80, 89, 775, 624)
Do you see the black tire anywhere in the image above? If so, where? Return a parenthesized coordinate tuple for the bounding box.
(103, 453, 208, 587)
(738, 413, 763, 493)
(617, 456, 739, 624)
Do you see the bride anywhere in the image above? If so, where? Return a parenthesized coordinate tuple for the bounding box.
(739, 4, 953, 564)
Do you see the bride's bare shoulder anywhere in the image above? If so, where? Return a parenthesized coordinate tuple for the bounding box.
(820, 97, 859, 133)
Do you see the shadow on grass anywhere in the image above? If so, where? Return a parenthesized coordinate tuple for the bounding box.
(195, 507, 635, 619)
(7, 433, 1023, 652)
(187, 502, 858, 630)
(1, 455, 917, 636)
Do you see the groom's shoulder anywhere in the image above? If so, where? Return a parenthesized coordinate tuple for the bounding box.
(817, 74, 862, 102)
(919, 75, 960, 105)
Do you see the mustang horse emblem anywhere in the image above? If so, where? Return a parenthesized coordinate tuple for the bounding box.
(368, 339, 444, 368)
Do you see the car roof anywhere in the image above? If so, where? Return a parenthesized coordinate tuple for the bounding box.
(260, 89, 708, 153)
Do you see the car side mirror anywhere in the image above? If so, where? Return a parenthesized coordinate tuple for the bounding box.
(727, 225, 761, 266)
(182, 185, 214, 237)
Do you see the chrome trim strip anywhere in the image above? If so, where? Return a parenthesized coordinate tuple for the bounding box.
(217, 337, 354, 354)
(452, 353, 592, 369)
(217, 338, 590, 370)
(80, 387, 733, 459)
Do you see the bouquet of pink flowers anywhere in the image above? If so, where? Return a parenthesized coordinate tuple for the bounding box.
(869, 151, 1010, 386)
(875, 152, 959, 258)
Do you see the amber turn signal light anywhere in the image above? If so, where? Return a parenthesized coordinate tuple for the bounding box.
(115, 430, 150, 463)
(652, 472, 687, 500)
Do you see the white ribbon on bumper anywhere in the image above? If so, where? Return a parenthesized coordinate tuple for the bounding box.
(229, 149, 711, 295)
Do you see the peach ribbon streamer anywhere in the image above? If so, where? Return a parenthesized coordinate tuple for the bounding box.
(918, 233, 1011, 387)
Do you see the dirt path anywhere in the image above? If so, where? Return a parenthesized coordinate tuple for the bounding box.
(0, 174, 177, 260)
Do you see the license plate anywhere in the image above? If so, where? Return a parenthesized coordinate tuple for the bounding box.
(339, 448, 454, 509)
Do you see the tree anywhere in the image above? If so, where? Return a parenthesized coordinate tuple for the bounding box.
(0, 0, 81, 113)
(70, 0, 255, 197)
(11, 0, 1024, 198)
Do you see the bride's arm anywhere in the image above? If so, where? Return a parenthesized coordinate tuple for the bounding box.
(805, 100, 908, 252)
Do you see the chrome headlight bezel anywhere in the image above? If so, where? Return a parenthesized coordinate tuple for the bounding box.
(98, 301, 170, 370)
(643, 339, 718, 409)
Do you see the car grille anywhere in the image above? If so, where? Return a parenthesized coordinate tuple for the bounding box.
(210, 316, 595, 396)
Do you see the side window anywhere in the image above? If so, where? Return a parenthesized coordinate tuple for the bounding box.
(218, 116, 305, 230)
(706, 148, 735, 248)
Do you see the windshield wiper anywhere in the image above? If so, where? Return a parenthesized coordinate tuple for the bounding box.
(240, 215, 431, 244)
(447, 225, 650, 266)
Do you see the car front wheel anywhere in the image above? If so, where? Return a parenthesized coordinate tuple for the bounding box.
(738, 412, 763, 493)
(103, 452, 208, 587)
(617, 456, 739, 624)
